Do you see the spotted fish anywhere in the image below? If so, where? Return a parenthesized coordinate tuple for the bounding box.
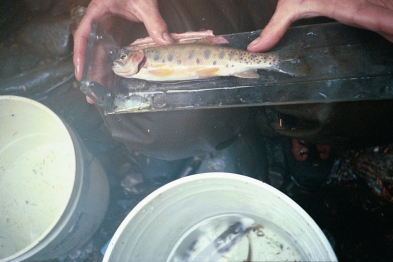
(112, 44, 309, 81)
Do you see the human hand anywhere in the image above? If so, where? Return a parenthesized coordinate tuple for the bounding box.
(248, 0, 393, 52)
(73, 0, 173, 82)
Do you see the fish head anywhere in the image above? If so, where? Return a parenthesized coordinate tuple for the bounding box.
(112, 50, 146, 77)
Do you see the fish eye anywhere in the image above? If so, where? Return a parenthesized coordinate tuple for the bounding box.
(120, 53, 127, 60)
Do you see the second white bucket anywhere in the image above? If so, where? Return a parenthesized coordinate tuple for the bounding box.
(103, 172, 337, 261)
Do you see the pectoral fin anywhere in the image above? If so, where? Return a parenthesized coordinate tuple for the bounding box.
(233, 70, 260, 79)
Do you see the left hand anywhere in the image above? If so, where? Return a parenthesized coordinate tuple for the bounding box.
(73, 0, 173, 82)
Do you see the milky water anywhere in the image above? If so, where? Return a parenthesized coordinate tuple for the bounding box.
(167, 214, 304, 262)
(0, 138, 74, 259)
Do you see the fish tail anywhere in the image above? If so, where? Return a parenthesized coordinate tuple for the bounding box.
(273, 44, 309, 77)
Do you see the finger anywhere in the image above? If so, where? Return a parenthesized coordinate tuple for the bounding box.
(247, 2, 294, 52)
(125, 0, 173, 45)
(350, 4, 393, 40)
(86, 96, 95, 104)
(380, 32, 393, 43)
(73, 2, 108, 80)
(143, 8, 174, 45)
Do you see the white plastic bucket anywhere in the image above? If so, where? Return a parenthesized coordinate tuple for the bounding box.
(103, 172, 337, 262)
(0, 96, 109, 261)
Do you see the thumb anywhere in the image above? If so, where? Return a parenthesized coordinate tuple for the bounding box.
(73, 3, 107, 80)
(247, 5, 293, 52)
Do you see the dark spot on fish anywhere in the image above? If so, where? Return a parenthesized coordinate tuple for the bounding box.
(188, 50, 195, 59)
(219, 51, 225, 59)
(168, 53, 173, 61)
(154, 52, 160, 61)
(204, 49, 211, 59)
(177, 60, 182, 65)
(196, 58, 200, 64)
(213, 61, 217, 65)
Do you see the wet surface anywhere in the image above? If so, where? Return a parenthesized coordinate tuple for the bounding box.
(1, 2, 393, 261)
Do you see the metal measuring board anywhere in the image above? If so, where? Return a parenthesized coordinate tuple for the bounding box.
(80, 22, 393, 114)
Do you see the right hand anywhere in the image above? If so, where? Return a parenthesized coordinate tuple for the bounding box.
(248, 0, 393, 53)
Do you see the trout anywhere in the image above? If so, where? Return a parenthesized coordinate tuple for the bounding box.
(112, 44, 309, 81)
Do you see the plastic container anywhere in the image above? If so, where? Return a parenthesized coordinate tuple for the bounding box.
(0, 96, 109, 261)
(103, 172, 337, 262)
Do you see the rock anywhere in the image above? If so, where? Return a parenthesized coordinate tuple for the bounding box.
(0, 0, 30, 40)
(0, 58, 74, 98)
(49, 1, 70, 16)
(0, 57, 19, 79)
(70, 5, 87, 35)
(50, 0, 90, 17)
(17, 16, 72, 58)
(23, 0, 54, 13)
(0, 43, 42, 78)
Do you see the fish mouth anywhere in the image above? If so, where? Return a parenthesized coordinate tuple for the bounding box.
(113, 60, 125, 68)
(112, 55, 146, 76)
(112, 62, 130, 76)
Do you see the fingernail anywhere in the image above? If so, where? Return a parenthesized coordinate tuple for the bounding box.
(75, 65, 80, 80)
(249, 37, 260, 47)
(162, 32, 173, 43)
(75, 64, 82, 81)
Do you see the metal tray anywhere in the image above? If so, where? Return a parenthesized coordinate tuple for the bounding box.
(81, 22, 393, 114)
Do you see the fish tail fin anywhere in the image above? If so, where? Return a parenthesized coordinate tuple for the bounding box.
(273, 44, 309, 77)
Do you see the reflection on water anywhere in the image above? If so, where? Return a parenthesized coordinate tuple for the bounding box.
(167, 214, 303, 262)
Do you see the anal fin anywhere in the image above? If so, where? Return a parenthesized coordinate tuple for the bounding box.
(196, 68, 220, 78)
(233, 70, 260, 79)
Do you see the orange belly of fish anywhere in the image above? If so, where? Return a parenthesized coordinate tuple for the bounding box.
(135, 66, 231, 81)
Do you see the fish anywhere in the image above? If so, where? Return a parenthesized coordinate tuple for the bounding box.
(182, 217, 255, 262)
(112, 43, 309, 81)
